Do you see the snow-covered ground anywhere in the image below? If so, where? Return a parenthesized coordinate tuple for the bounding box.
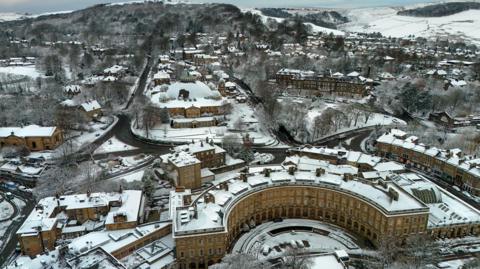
(0, 200, 14, 221)
(0, 66, 42, 79)
(243, 8, 345, 36)
(437, 258, 477, 269)
(0, 13, 27, 22)
(0, 197, 25, 252)
(342, 7, 480, 45)
(132, 102, 277, 146)
(250, 152, 274, 165)
(99, 154, 152, 177)
(113, 168, 145, 183)
(59, 116, 117, 152)
(232, 219, 359, 259)
(94, 136, 137, 155)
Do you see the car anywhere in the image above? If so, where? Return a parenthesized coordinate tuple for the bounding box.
(262, 246, 271, 256)
(5, 192, 13, 200)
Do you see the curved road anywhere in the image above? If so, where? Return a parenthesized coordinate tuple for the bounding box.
(95, 113, 373, 165)
(0, 188, 35, 267)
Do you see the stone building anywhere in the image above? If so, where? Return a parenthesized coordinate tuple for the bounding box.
(0, 125, 63, 151)
(161, 141, 226, 189)
(171, 168, 433, 269)
(275, 68, 370, 98)
(376, 129, 480, 196)
(16, 190, 145, 257)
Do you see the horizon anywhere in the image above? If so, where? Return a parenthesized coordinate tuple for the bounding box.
(0, 0, 447, 14)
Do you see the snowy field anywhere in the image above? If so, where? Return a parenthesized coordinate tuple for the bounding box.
(0, 13, 27, 22)
(243, 8, 345, 36)
(342, 7, 480, 45)
(94, 136, 137, 155)
(0, 66, 42, 79)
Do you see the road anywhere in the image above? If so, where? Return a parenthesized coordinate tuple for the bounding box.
(124, 55, 153, 110)
(0, 188, 35, 267)
(105, 114, 289, 164)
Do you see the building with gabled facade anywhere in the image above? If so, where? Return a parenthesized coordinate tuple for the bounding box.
(0, 125, 63, 151)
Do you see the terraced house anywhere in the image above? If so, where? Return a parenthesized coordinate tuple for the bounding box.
(375, 129, 480, 196)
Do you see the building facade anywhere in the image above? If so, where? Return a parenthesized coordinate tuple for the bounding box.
(0, 125, 63, 151)
(17, 190, 145, 257)
(275, 69, 370, 98)
(171, 168, 431, 269)
(376, 130, 480, 196)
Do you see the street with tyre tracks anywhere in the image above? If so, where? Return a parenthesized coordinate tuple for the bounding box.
(0, 187, 35, 266)
(1, 56, 478, 268)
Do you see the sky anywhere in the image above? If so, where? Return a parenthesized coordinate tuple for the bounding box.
(0, 0, 445, 14)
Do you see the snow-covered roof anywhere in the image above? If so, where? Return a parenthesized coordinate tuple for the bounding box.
(104, 65, 125, 74)
(149, 81, 227, 109)
(17, 190, 143, 235)
(153, 71, 170, 80)
(60, 99, 77, 107)
(105, 190, 144, 226)
(393, 174, 480, 228)
(283, 155, 358, 175)
(224, 81, 236, 88)
(163, 150, 201, 168)
(81, 100, 101, 112)
(0, 125, 57, 138)
(347, 71, 360, 77)
(373, 161, 405, 172)
(173, 141, 225, 155)
(171, 166, 428, 236)
(377, 130, 480, 178)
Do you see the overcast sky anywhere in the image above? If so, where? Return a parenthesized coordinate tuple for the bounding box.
(0, 0, 443, 14)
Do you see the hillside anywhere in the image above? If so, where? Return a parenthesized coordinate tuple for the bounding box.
(342, 6, 480, 45)
(0, 2, 266, 47)
(398, 2, 480, 17)
(259, 8, 348, 29)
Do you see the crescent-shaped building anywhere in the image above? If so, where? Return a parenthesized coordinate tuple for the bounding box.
(170, 167, 430, 269)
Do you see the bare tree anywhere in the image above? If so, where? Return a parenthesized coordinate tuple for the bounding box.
(398, 234, 440, 268)
(210, 253, 267, 269)
(282, 248, 313, 269)
(376, 235, 400, 269)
